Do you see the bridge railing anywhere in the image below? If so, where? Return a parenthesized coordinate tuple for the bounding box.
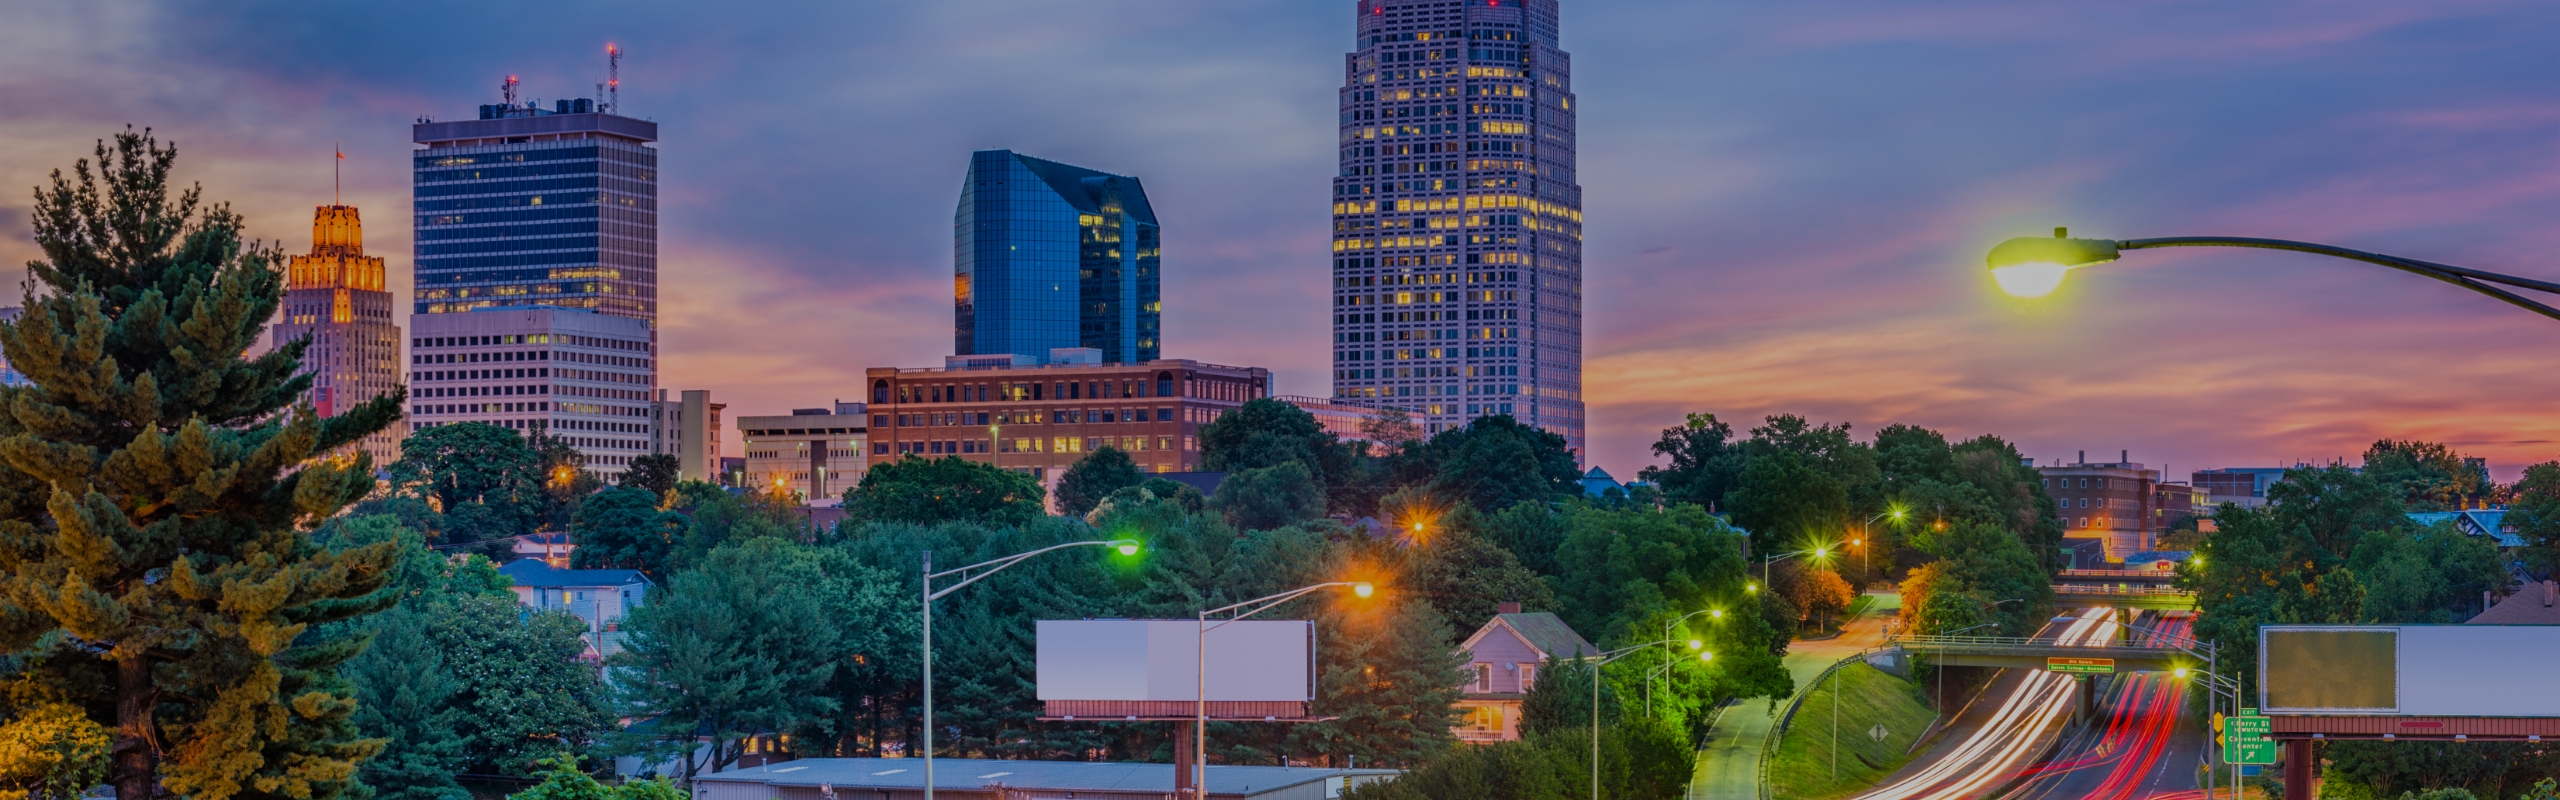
(2057, 568, 2178, 579)
(2053, 583, 2195, 596)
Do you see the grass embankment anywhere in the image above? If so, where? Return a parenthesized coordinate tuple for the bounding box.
(1768, 662, 1938, 800)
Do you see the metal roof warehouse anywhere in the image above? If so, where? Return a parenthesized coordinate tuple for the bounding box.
(689, 758, 1399, 800)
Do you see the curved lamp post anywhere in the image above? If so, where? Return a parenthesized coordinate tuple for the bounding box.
(921, 539, 1141, 800)
(1654, 609, 1723, 716)
(1194, 582, 1373, 798)
(1587, 641, 1708, 800)
(1984, 228, 2560, 320)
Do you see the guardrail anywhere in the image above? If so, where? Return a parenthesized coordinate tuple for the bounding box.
(2057, 568, 2179, 579)
(1757, 647, 1891, 800)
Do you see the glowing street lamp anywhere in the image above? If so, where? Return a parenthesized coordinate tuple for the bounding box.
(920, 539, 1141, 800)
(1194, 582, 1373, 797)
(1985, 228, 2560, 319)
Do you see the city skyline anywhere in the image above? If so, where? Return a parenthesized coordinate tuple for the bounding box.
(4, 2, 2559, 477)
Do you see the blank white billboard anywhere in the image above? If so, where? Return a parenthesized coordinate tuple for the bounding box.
(2261, 624, 2560, 716)
(1036, 619, 1314, 702)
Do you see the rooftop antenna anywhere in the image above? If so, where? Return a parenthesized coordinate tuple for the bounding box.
(333, 141, 343, 206)
(606, 43, 621, 114)
(502, 75, 520, 107)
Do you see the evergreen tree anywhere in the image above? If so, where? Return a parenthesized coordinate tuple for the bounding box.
(1054, 447, 1142, 518)
(343, 607, 468, 800)
(610, 539, 841, 780)
(0, 129, 404, 800)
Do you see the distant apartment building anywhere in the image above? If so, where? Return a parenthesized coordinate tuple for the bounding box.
(407, 307, 657, 476)
(863, 356, 1271, 480)
(652, 389, 724, 482)
(2154, 482, 2210, 531)
(956, 150, 1162, 365)
(738, 403, 869, 504)
(1278, 394, 1386, 443)
(1453, 604, 1596, 744)
(275, 204, 403, 466)
(2192, 467, 2291, 510)
(2039, 451, 2160, 561)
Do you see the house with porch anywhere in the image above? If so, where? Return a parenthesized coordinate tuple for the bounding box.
(1451, 603, 1597, 744)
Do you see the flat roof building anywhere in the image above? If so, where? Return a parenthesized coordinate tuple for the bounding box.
(2039, 450, 2161, 562)
(738, 403, 869, 505)
(864, 358, 1270, 480)
(407, 307, 657, 475)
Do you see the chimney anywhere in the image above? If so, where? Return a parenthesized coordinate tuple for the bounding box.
(2121, 450, 2129, 464)
(2544, 581, 2555, 608)
(2078, 450, 2086, 464)
(1497, 602, 1522, 615)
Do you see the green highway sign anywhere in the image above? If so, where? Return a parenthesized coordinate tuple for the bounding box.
(2224, 712, 2276, 765)
(2046, 657, 2116, 674)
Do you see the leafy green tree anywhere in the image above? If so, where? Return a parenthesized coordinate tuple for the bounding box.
(1639, 412, 1744, 511)
(1725, 450, 1847, 555)
(2351, 522, 2508, 624)
(423, 595, 610, 776)
(1544, 505, 1792, 708)
(1402, 415, 1580, 512)
(2509, 462, 2560, 578)
(611, 539, 842, 781)
(1404, 512, 1556, 629)
(1901, 521, 2052, 636)
(571, 486, 687, 577)
(621, 453, 682, 497)
(344, 607, 469, 800)
(504, 754, 679, 800)
(1200, 398, 1340, 478)
(2362, 439, 2489, 512)
(1085, 478, 1207, 521)
(1212, 461, 1327, 531)
(389, 421, 546, 544)
(2189, 465, 2405, 704)
(843, 456, 1045, 527)
(1055, 446, 1144, 518)
(1517, 655, 1617, 739)
(0, 128, 402, 800)
(1478, 501, 1570, 576)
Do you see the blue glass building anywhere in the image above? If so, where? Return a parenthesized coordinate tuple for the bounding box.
(955, 150, 1161, 364)
(411, 99, 658, 324)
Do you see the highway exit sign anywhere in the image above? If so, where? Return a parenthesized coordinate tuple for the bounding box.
(2224, 712, 2277, 765)
(2046, 657, 2116, 674)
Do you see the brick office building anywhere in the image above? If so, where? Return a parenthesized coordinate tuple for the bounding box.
(2039, 450, 2161, 561)
(862, 359, 1271, 480)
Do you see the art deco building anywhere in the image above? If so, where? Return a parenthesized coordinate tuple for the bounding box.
(956, 150, 1162, 364)
(275, 205, 403, 466)
(1329, 0, 1586, 458)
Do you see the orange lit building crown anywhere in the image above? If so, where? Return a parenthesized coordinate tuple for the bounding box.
(288, 205, 387, 322)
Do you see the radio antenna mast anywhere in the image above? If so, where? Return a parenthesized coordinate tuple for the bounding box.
(502, 75, 520, 107)
(606, 43, 620, 114)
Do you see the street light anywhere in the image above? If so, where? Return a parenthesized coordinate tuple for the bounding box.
(919, 539, 1141, 800)
(1984, 228, 2560, 320)
(1654, 610, 1724, 716)
(1195, 582, 1373, 798)
(1585, 640, 1693, 800)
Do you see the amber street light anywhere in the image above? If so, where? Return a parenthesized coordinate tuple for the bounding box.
(1985, 228, 2560, 320)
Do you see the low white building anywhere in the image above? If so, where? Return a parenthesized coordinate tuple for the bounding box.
(737, 403, 868, 505)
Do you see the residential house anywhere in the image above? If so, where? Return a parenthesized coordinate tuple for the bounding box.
(512, 532, 574, 567)
(499, 559, 653, 662)
(2407, 510, 2522, 548)
(1452, 604, 1598, 744)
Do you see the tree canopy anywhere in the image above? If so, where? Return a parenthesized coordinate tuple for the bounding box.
(843, 456, 1045, 528)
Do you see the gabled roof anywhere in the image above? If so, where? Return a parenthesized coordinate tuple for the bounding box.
(1459, 612, 1597, 660)
(2470, 581, 2560, 625)
(499, 558, 652, 589)
(2409, 510, 2522, 548)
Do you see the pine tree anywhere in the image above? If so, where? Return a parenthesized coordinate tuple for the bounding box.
(343, 607, 468, 800)
(0, 129, 406, 800)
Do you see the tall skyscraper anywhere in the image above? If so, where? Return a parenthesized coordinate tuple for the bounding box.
(275, 204, 403, 466)
(412, 91, 659, 379)
(955, 150, 1162, 364)
(1329, 0, 1585, 457)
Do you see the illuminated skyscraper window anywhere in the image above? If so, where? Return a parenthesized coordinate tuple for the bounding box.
(1329, 0, 1585, 458)
(275, 204, 403, 467)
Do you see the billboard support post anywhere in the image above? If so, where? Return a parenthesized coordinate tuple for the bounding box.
(1192, 582, 1373, 799)
(920, 538, 1138, 800)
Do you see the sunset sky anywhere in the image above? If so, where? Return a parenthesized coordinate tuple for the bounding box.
(4, 1, 2556, 480)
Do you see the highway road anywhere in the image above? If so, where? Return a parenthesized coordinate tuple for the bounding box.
(1846, 607, 2121, 800)
(1996, 614, 2211, 800)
